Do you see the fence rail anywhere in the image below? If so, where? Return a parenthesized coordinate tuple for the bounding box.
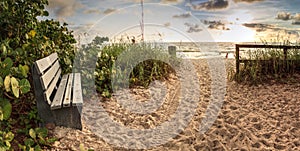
(235, 44, 300, 73)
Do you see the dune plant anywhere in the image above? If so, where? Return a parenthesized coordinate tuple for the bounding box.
(0, 0, 76, 150)
(233, 39, 300, 84)
(75, 38, 176, 98)
(95, 42, 176, 97)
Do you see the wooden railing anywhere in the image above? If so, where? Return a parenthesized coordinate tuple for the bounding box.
(235, 44, 300, 73)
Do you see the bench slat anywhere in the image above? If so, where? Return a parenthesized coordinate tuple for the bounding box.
(40, 60, 60, 90)
(44, 69, 61, 104)
(63, 73, 73, 107)
(35, 53, 58, 74)
(72, 73, 83, 106)
(51, 75, 68, 110)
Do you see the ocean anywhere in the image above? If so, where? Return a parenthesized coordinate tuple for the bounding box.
(100, 41, 244, 59)
(161, 42, 237, 59)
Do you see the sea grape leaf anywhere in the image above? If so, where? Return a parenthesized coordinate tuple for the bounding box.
(23, 65, 30, 74)
(0, 76, 3, 87)
(2, 45, 7, 55)
(4, 131, 14, 142)
(19, 65, 27, 77)
(0, 111, 3, 121)
(0, 98, 12, 120)
(29, 128, 36, 139)
(20, 79, 31, 94)
(34, 145, 42, 151)
(3, 58, 13, 69)
(5, 141, 11, 148)
(24, 138, 35, 147)
(4, 76, 11, 92)
(10, 77, 19, 98)
(28, 30, 36, 38)
(35, 128, 48, 139)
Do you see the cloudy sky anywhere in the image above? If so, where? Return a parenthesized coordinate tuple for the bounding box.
(45, 0, 300, 43)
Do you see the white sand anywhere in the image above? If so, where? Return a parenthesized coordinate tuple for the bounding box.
(49, 59, 300, 151)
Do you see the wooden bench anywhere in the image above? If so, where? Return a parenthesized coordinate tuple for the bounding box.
(32, 53, 83, 130)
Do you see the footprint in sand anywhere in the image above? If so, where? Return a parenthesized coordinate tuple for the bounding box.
(253, 123, 263, 131)
(251, 142, 261, 148)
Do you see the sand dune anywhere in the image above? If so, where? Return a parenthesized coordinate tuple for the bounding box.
(49, 59, 300, 151)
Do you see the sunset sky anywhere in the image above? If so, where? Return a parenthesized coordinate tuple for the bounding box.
(45, 0, 300, 43)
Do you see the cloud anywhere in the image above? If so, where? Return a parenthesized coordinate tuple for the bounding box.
(293, 14, 300, 25)
(173, 12, 192, 18)
(103, 8, 116, 14)
(71, 23, 94, 32)
(187, 0, 264, 11)
(243, 23, 274, 32)
(188, 0, 229, 11)
(202, 20, 230, 30)
(160, 0, 184, 4)
(84, 9, 101, 14)
(293, 13, 300, 25)
(293, 13, 300, 21)
(233, 0, 264, 3)
(276, 12, 292, 21)
(184, 23, 202, 33)
(243, 22, 299, 34)
(275, 12, 300, 25)
(243, 22, 300, 41)
(47, 0, 84, 18)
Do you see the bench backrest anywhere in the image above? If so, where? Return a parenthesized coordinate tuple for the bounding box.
(34, 53, 62, 105)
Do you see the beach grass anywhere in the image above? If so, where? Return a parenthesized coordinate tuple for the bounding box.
(93, 42, 177, 97)
(233, 40, 300, 84)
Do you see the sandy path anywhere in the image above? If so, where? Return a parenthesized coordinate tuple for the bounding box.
(49, 59, 300, 151)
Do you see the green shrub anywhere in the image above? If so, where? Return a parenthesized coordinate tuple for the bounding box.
(0, 0, 76, 150)
(96, 43, 175, 97)
(76, 40, 176, 98)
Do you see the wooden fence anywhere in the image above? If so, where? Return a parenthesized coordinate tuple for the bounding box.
(235, 44, 300, 73)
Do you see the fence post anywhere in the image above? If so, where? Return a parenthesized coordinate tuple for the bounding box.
(236, 45, 240, 74)
(283, 46, 288, 60)
(168, 45, 176, 57)
(283, 46, 288, 71)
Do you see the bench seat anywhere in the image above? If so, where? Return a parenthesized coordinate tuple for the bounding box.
(32, 53, 83, 130)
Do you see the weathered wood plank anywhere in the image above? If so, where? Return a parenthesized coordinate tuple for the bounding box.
(51, 75, 68, 110)
(236, 46, 240, 74)
(35, 53, 58, 74)
(44, 69, 61, 104)
(52, 106, 82, 130)
(49, 52, 59, 63)
(72, 73, 83, 106)
(236, 44, 300, 74)
(63, 73, 73, 107)
(236, 44, 300, 49)
(40, 60, 60, 90)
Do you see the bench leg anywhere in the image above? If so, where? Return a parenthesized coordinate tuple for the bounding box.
(36, 100, 56, 126)
(52, 106, 82, 130)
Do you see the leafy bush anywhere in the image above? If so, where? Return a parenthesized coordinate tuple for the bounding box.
(96, 43, 175, 97)
(75, 39, 176, 98)
(0, 0, 76, 150)
(18, 128, 56, 151)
